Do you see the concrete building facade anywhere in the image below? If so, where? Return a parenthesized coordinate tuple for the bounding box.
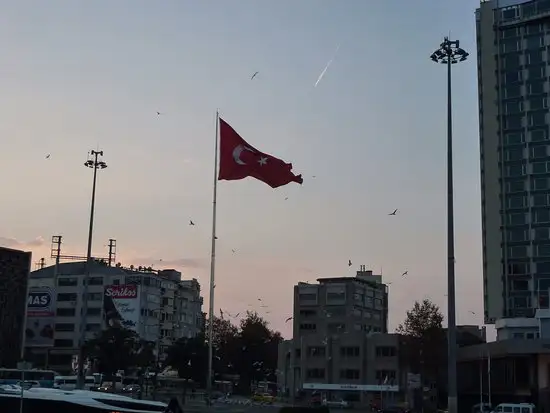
(25, 261, 203, 374)
(477, 0, 550, 323)
(278, 267, 396, 406)
(0, 247, 32, 368)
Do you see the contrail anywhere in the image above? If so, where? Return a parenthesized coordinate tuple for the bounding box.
(314, 43, 340, 88)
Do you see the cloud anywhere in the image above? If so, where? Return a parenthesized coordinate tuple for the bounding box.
(132, 257, 208, 269)
(0, 236, 45, 249)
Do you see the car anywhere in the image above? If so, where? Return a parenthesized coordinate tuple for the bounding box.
(251, 392, 275, 404)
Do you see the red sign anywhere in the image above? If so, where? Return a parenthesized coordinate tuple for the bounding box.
(105, 284, 137, 299)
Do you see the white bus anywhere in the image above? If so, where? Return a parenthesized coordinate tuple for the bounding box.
(53, 375, 98, 390)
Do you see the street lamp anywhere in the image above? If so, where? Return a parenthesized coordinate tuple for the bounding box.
(76, 150, 107, 389)
(430, 38, 468, 413)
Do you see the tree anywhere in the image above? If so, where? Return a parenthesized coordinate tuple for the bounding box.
(164, 332, 208, 386)
(83, 327, 147, 380)
(235, 311, 282, 392)
(397, 299, 446, 402)
(396, 299, 444, 338)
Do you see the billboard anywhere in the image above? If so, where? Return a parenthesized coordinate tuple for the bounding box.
(25, 283, 55, 347)
(104, 284, 140, 332)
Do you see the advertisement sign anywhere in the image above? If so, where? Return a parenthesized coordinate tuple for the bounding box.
(104, 284, 140, 332)
(25, 284, 55, 347)
(302, 383, 399, 392)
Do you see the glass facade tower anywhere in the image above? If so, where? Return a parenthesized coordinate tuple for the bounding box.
(477, 0, 550, 323)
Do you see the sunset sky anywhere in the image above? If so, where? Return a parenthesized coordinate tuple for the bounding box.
(0, 0, 484, 338)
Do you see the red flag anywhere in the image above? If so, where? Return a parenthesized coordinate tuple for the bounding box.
(218, 118, 303, 188)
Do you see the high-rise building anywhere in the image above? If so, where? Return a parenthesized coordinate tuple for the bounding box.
(477, 0, 550, 323)
(0, 246, 32, 368)
(25, 261, 203, 374)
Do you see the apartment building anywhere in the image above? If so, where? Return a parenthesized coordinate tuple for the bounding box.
(25, 260, 203, 374)
(280, 267, 396, 406)
(0, 246, 32, 368)
(477, 0, 550, 322)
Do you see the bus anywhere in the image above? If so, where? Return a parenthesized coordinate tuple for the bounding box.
(54, 375, 100, 390)
(0, 368, 57, 388)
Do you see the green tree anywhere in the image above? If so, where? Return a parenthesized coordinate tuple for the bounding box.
(83, 327, 145, 380)
(164, 332, 208, 385)
(236, 311, 282, 392)
(397, 299, 446, 395)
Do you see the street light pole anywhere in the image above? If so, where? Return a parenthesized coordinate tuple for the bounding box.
(430, 37, 468, 413)
(77, 150, 107, 389)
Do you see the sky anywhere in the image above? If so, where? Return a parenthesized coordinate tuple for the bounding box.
(0, 0, 486, 338)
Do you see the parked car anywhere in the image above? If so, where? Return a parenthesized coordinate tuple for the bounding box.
(251, 392, 275, 404)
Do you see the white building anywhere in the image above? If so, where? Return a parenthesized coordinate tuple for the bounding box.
(24, 260, 203, 374)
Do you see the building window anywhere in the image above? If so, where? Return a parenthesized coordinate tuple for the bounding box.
(54, 323, 75, 332)
(339, 369, 360, 380)
(528, 66, 545, 80)
(531, 129, 548, 142)
(506, 147, 524, 161)
(299, 323, 316, 331)
(507, 213, 526, 225)
(530, 112, 546, 127)
(505, 100, 523, 115)
(504, 70, 522, 84)
(533, 194, 550, 207)
(506, 164, 525, 177)
(536, 244, 550, 257)
(57, 277, 78, 287)
(526, 49, 543, 64)
(526, 35, 545, 49)
(528, 81, 545, 95)
(531, 145, 548, 159)
(532, 161, 550, 174)
(299, 293, 317, 301)
(530, 97, 548, 111)
(504, 132, 524, 145)
(375, 370, 396, 381)
(507, 195, 526, 208)
(509, 246, 528, 258)
(507, 180, 525, 192)
(57, 293, 77, 302)
(376, 346, 397, 357)
(87, 307, 102, 316)
(508, 263, 529, 275)
(326, 307, 346, 317)
(56, 308, 75, 317)
(511, 280, 529, 291)
(504, 115, 523, 129)
(326, 289, 346, 305)
(532, 178, 549, 190)
(86, 323, 101, 332)
(84, 293, 102, 301)
(340, 346, 360, 357)
(53, 339, 74, 348)
(534, 209, 550, 223)
(87, 277, 103, 286)
(299, 309, 316, 318)
(306, 368, 325, 379)
(327, 323, 346, 333)
(505, 85, 522, 98)
(307, 346, 326, 357)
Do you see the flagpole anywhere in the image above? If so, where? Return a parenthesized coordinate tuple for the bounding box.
(206, 110, 219, 403)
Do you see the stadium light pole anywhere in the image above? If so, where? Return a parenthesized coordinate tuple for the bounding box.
(76, 150, 107, 389)
(430, 37, 468, 413)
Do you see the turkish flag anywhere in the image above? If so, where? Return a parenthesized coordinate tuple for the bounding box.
(218, 118, 303, 188)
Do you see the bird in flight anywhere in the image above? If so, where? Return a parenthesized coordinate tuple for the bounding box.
(389, 209, 398, 215)
(285, 317, 293, 323)
(284, 197, 289, 201)
(469, 311, 476, 315)
(156, 111, 163, 116)
(231, 249, 236, 253)
(251, 71, 259, 80)
(189, 220, 195, 226)
(45, 154, 51, 159)
(348, 259, 352, 267)
(401, 270, 408, 277)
